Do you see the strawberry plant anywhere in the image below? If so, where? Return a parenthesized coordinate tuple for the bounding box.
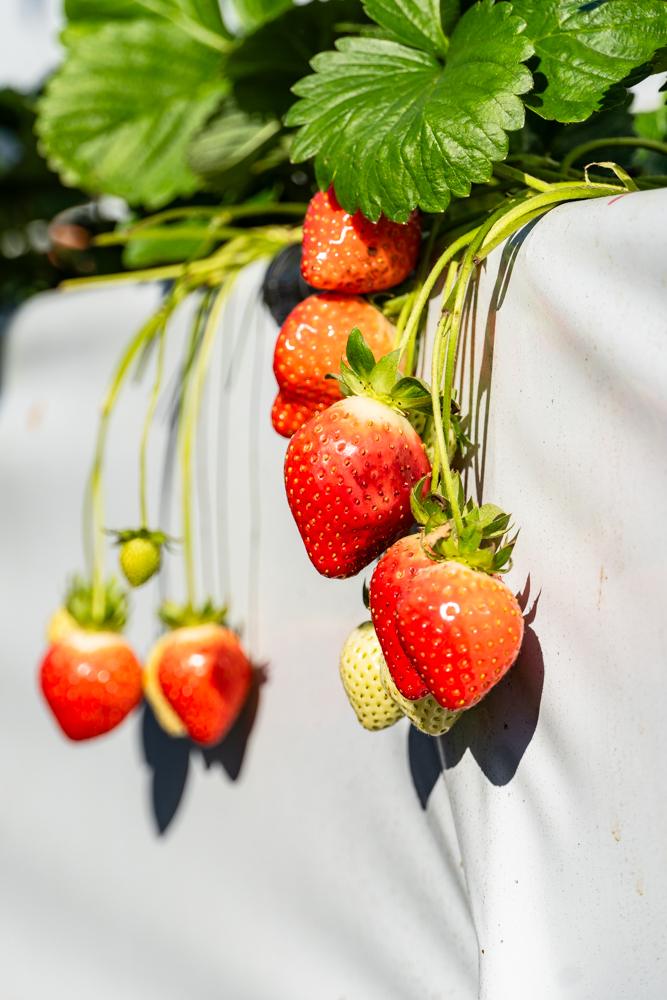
(31, 0, 667, 770)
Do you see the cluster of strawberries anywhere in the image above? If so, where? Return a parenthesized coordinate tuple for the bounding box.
(40, 582, 252, 748)
(271, 187, 421, 438)
(276, 187, 524, 736)
(39, 185, 524, 753)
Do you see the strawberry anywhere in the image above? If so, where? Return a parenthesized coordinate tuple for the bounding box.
(393, 480, 524, 710)
(40, 577, 142, 741)
(379, 655, 460, 736)
(143, 632, 187, 738)
(272, 293, 395, 438)
(284, 329, 432, 578)
(272, 389, 322, 439)
(110, 528, 170, 588)
(396, 562, 523, 710)
(301, 187, 421, 293)
(369, 535, 432, 700)
(46, 606, 77, 644)
(150, 604, 252, 746)
(339, 621, 403, 731)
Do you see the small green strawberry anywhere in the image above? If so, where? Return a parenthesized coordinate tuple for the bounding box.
(110, 528, 171, 588)
(339, 622, 403, 731)
(379, 657, 461, 737)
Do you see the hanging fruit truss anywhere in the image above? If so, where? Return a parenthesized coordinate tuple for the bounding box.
(35, 0, 667, 764)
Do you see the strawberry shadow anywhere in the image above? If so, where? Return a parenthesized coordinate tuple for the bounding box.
(408, 581, 543, 807)
(141, 666, 267, 834)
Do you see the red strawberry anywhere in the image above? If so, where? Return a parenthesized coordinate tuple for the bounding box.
(272, 389, 322, 438)
(301, 187, 421, 293)
(285, 396, 430, 578)
(395, 562, 523, 710)
(155, 623, 252, 746)
(369, 535, 431, 700)
(40, 628, 142, 740)
(272, 293, 395, 438)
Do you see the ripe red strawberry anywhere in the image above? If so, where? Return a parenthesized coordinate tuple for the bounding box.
(395, 562, 523, 710)
(155, 623, 252, 746)
(302, 187, 421, 293)
(40, 628, 142, 740)
(369, 535, 432, 700)
(272, 389, 322, 438)
(272, 292, 395, 438)
(285, 396, 430, 578)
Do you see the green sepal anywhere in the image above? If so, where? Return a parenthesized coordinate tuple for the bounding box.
(346, 327, 376, 379)
(416, 482, 517, 575)
(158, 599, 228, 630)
(65, 575, 128, 632)
(108, 526, 175, 549)
(391, 376, 433, 413)
(369, 350, 400, 395)
(337, 329, 436, 415)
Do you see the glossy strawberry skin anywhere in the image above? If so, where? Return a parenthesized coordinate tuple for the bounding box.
(285, 396, 431, 578)
(369, 535, 431, 700)
(156, 623, 252, 746)
(272, 389, 322, 438)
(272, 293, 396, 438)
(395, 562, 524, 710)
(40, 629, 142, 740)
(301, 187, 421, 294)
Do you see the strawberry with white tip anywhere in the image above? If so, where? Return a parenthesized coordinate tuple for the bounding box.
(39, 577, 142, 741)
(144, 601, 253, 746)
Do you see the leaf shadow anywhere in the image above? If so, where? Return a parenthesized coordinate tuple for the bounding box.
(141, 666, 267, 835)
(457, 215, 542, 505)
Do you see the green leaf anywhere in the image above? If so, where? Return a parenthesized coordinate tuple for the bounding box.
(65, 0, 233, 47)
(362, 0, 449, 58)
(188, 98, 283, 184)
(286, 0, 533, 221)
(441, 0, 460, 36)
(230, 0, 293, 33)
(227, 0, 368, 119)
(513, 0, 667, 122)
(346, 327, 377, 378)
(369, 349, 400, 394)
(36, 20, 227, 207)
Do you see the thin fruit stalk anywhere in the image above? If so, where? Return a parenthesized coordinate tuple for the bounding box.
(179, 284, 230, 605)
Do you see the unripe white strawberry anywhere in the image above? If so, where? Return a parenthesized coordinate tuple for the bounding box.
(380, 656, 460, 736)
(340, 622, 403, 731)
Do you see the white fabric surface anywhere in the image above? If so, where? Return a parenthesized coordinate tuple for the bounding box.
(0, 188, 664, 999)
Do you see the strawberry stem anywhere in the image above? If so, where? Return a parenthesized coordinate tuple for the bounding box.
(139, 320, 167, 529)
(421, 178, 627, 545)
(90, 311, 164, 622)
(179, 284, 230, 607)
(397, 228, 480, 364)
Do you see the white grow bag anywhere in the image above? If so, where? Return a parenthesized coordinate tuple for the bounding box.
(0, 189, 665, 1000)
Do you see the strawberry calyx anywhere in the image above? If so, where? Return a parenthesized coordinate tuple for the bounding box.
(158, 599, 228, 630)
(326, 328, 433, 416)
(410, 475, 517, 575)
(108, 527, 173, 548)
(65, 575, 128, 632)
